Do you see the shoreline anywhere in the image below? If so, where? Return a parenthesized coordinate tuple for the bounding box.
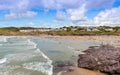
(50, 35, 120, 75)
(1, 35, 120, 46)
(1, 35, 119, 75)
(39, 35, 120, 42)
(59, 67, 106, 75)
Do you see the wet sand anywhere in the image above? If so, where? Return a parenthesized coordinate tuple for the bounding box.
(60, 67, 106, 75)
(40, 35, 120, 42)
(40, 35, 120, 47)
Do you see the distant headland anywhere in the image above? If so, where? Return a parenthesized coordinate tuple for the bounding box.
(0, 26, 120, 36)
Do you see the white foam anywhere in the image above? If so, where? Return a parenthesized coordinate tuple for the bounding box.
(0, 37, 53, 75)
(0, 36, 16, 42)
(27, 39, 37, 48)
(0, 36, 8, 42)
(23, 61, 53, 75)
(0, 58, 7, 64)
(26, 39, 53, 75)
(35, 49, 53, 75)
(0, 65, 29, 75)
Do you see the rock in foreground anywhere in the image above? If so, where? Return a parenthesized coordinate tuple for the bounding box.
(78, 45, 120, 75)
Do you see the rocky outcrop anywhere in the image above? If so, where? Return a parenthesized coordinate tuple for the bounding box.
(54, 61, 75, 73)
(78, 45, 120, 75)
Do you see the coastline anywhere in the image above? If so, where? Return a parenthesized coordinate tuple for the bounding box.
(1, 35, 120, 42)
(59, 67, 106, 75)
(39, 35, 120, 42)
(47, 35, 120, 75)
(1, 35, 120, 75)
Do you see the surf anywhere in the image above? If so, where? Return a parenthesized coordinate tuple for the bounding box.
(0, 36, 53, 75)
(27, 39, 53, 75)
(0, 58, 7, 64)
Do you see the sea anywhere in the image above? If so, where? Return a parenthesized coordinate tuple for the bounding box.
(0, 36, 103, 75)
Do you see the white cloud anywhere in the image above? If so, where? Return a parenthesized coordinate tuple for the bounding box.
(5, 11, 37, 20)
(0, 0, 116, 11)
(55, 11, 67, 21)
(55, 0, 85, 9)
(74, 6, 120, 27)
(94, 6, 120, 26)
(0, 0, 119, 27)
(37, 0, 115, 10)
(28, 22, 34, 25)
(0, 0, 30, 12)
(4, 13, 17, 20)
(86, 0, 115, 9)
(67, 4, 87, 21)
(21, 11, 37, 18)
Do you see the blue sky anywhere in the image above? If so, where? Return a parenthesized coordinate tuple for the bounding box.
(0, 0, 120, 27)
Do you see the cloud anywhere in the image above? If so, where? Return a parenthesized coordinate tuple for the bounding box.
(86, 0, 115, 9)
(67, 6, 120, 27)
(67, 4, 87, 22)
(55, 0, 85, 9)
(0, 0, 30, 12)
(94, 6, 120, 26)
(38, 0, 115, 10)
(0, 0, 116, 11)
(26, 22, 35, 27)
(0, 0, 35, 20)
(55, 11, 67, 21)
(0, 0, 118, 23)
(33, 0, 85, 9)
(5, 11, 37, 20)
(73, 6, 120, 27)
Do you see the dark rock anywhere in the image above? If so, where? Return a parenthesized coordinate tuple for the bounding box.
(55, 61, 74, 68)
(53, 61, 75, 73)
(67, 67, 74, 72)
(78, 44, 120, 75)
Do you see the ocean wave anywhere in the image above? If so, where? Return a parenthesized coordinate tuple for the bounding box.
(0, 36, 16, 42)
(0, 58, 7, 64)
(0, 36, 8, 42)
(27, 40, 53, 75)
(36, 49, 53, 75)
(0, 65, 29, 75)
(27, 39, 37, 48)
(23, 61, 53, 75)
(0, 37, 53, 75)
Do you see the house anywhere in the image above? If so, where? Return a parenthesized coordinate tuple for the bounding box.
(105, 28, 113, 31)
(19, 28, 55, 32)
(86, 27, 99, 32)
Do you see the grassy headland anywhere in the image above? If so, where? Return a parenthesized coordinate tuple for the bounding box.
(0, 26, 120, 36)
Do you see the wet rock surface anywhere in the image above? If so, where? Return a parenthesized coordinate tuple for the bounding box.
(78, 45, 120, 75)
(53, 61, 75, 73)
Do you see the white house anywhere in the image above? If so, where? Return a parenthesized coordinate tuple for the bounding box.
(19, 28, 55, 32)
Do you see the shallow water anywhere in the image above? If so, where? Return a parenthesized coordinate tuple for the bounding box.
(0, 36, 52, 75)
(0, 36, 102, 75)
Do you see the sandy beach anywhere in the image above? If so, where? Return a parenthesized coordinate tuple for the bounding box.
(60, 67, 106, 75)
(40, 35, 120, 47)
(40, 35, 120, 42)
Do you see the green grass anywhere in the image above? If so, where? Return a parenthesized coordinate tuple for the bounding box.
(0, 27, 120, 36)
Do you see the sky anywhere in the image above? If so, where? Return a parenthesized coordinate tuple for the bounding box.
(0, 0, 120, 28)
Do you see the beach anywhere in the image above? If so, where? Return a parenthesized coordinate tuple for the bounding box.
(40, 35, 120, 75)
(40, 35, 120, 47)
(60, 67, 106, 75)
(0, 35, 120, 75)
(0, 0, 120, 74)
(40, 35, 120, 42)
(0, 36, 101, 75)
